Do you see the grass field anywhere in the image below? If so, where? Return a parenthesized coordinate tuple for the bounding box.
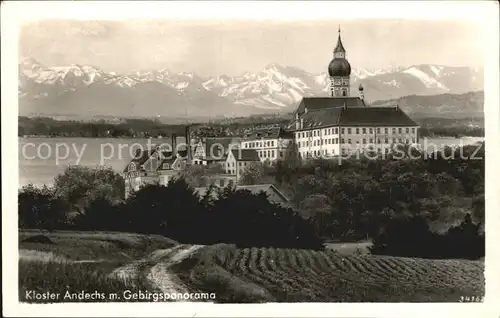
(19, 230, 484, 303)
(19, 230, 177, 303)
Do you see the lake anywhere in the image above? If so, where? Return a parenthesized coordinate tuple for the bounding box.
(18, 136, 484, 188)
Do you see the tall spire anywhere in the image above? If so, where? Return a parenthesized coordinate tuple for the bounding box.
(334, 26, 346, 54)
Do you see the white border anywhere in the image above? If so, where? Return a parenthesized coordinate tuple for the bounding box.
(2, 1, 499, 317)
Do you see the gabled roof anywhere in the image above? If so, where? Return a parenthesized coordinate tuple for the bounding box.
(202, 137, 241, 161)
(235, 184, 289, 203)
(287, 104, 419, 131)
(194, 184, 289, 205)
(230, 149, 260, 162)
(123, 149, 188, 173)
(296, 97, 366, 114)
(287, 107, 343, 131)
(339, 107, 419, 127)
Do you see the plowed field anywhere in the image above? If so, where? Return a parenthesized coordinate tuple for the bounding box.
(180, 244, 484, 302)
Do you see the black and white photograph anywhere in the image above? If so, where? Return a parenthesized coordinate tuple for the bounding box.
(2, 1, 499, 317)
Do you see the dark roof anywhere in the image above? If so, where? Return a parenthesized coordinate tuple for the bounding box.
(194, 184, 289, 205)
(123, 149, 188, 172)
(334, 33, 346, 53)
(339, 107, 419, 127)
(230, 149, 260, 162)
(243, 127, 293, 140)
(287, 107, 343, 131)
(288, 105, 419, 130)
(296, 97, 366, 114)
(203, 137, 240, 160)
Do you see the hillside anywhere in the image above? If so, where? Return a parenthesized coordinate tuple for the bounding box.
(178, 244, 484, 302)
(19, 58, 483, 119)
(372, 91, 484, 118)
(19, 230, 485, 303)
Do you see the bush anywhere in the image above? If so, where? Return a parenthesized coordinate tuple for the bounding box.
(18, 185, 68, 231)
(370, 214, 484, 260)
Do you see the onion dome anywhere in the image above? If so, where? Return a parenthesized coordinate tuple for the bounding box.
(328, 26, 351, 77)
(328, 58, 351, 77)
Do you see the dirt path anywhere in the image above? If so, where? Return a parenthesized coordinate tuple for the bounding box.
(110, 244, 204, 299)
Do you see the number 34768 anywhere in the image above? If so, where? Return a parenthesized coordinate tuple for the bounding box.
(459, 296, 484, 302)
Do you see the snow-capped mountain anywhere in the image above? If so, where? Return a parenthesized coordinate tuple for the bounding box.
(19, 57, 483, 118)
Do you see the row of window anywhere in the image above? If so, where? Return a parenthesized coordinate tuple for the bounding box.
(298, 137, 417, 148)
(243, 140, 276, 149)
(224, 161, 249, 168)
(296, 127, 417, 139)
(300, 147, 398, 158)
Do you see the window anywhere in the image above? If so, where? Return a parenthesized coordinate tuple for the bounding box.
(272, 141, 275, 146)
(280, 151, 283, 158)
(362, 139, 366, 144)
(377, 139, 381, 144)
(377, 128, 380, 133)
(406, 128, 410, 133)
(385, 128, 388, 134)
(272, 150, 275, 157)
(398, 128, 402, 134)
(335, 128, 339, 134)
(341, 138, 345, 144)
(385, 138, 388, 144)
(341, 128, 345, 134)
(356, 128, 359, 134)
(321, 140, 323, 146)
(219, 179, 225, 187)
(392, 128, 396, 134)
(336, 138, 339, 144)
(347, 128, 352, 134)
(348, 138, 352, 144)
(362, 128, 366, 134)
(369, 128, 373, 134)
(412, 128, 416, 133)
(267, 150, 270, 157)
(369, 138, 373, 143)
(238, 162, 242, 167)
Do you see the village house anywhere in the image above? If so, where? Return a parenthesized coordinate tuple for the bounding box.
(122, 147, 187, 197)
(240, 127, 295, 162)
(223, 148, 261, 181)
(192, 137, 241, 165)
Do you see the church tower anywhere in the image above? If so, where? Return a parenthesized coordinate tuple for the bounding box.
(328, 27, 351, 97)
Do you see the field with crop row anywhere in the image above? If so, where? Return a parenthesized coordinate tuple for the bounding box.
(184, 244, 484, 302)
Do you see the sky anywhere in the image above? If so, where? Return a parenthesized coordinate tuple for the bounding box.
(19, 19, 484, 77)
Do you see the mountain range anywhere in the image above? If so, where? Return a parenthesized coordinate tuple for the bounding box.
(19, 57, 484, 119)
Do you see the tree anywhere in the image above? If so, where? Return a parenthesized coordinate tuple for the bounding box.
(300, 194, 331, 237)
(53, 166, 125, 213)
(239, 162, 264, 185)
(18, 184, 67, 230)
